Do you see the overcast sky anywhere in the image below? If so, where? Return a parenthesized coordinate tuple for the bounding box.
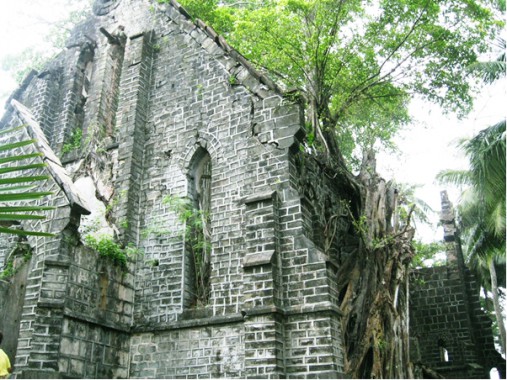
(0, 0, 505, 243)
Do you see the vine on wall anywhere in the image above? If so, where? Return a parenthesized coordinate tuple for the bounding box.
(163, 195, 211, 307)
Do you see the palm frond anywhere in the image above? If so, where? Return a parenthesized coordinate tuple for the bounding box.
(0, 214, 46, 221)
(0, 152, 44, 165)
(468, 61, 506, 84)
(0, 127, 54, 237)
(436, 169, 472, 187)
(0, 175, 50, 185)
(0, 163, 48, 175)
(0, 226, 54, 237)
(467, 37, 506, 84)
(0, 139, 38, 153)
(0, 191, 53, 202)
(488, 201, 507, 238)
(0, 206, 54, 212)
(0, 185, 39, 193)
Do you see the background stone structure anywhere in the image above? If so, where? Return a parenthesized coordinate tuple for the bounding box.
(409, 191, 505, 379)
(0, 0, 503, 378)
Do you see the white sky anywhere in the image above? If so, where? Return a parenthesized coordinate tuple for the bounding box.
(0, 0, 505, 244)
(378, 80, 506, 242)
(0, 0, 89, 101)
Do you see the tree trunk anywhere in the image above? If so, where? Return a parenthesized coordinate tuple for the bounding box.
(336, 150, 416, 378)
(488, 257, 506, 354)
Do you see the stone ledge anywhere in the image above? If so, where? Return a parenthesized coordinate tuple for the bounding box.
(44, 259, 71, 268)
(239, 191, 275, 205)
(285, 301, 343, 317)
(63, 309, 131, 333)
(243, 250, 274, 268)
(37, 300, 64, 309)
(131, 313, 245, 333)
(179, 307, 211, 320)
(242, 301, 343, 318)
(243, 306, 280, 317)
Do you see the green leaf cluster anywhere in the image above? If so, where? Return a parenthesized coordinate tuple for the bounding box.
(62, 128, 83, 155)
(411, 240, 445, 268)
(437, 42, 506, 352)
(0, 243, 32, 280)
(84, 234, 138, 270)
(0, 0, 92, 84)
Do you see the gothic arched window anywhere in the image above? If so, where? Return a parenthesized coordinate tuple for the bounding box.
(184, 148, 212, 308)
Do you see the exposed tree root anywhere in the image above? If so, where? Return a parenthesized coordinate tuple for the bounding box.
(337, 151, 416, 378)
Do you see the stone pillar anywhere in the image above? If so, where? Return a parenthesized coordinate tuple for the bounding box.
(83, 26, 126, 144)
(55, 43, 95, 153)
(241, 191, 285, 378)
(439, 190, 461, 266)
(114, 31, 155, 245)
(29, 70, 62, 145)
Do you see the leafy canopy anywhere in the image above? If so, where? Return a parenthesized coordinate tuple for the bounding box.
(175, 0, 500, 164)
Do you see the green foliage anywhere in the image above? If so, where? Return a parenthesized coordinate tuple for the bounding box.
(228, 74, 238, 85)
(105, 189, 127, 219)
(376, 338, 387, 352)
(141, 219, 171, 239)
(437, 119, 506, 258)
(44, 1, 92, 49)
(411, 240, 445, 268)
(0, 259, 15, 280)
(372, 235, 395, 250)
(62, 128, 83, 155)
(0, 243, 32, 280)
(84, 234, 138, 270)
(437, 47, 506, 351)
(395, 182, 434, 228)
(163, 194, 211, 305)
(352, 214, 368, 236)
(177, 0, 500, 162)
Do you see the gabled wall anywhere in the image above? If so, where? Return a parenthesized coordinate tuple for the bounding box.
(1, 0, 356, 378)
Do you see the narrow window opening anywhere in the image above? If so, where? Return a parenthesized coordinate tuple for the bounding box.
(64, 45, 94, 156)
(82, 61, 93, 98)
(490, 367, 500, 379)
(438, 339, 450, 362)
(301, 198, 314, 241)
(184, 148, 212, 308)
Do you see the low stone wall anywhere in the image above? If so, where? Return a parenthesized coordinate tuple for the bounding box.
(410, 266, 500, 379)
(0, 261, 29, 366)
(130, 319, 244, 378)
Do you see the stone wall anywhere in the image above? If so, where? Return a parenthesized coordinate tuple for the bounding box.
(56, 244, 132, 379)
(14, 241, 132, 379)
(410, 267, 487, 378)
(0, 0, 353, 378)
(130, 321, 244, 378)
(5, 0, 502, 379)
(409, 192, 504, 379)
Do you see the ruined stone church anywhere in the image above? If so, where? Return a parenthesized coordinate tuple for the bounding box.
(0, 0, 503, 378)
